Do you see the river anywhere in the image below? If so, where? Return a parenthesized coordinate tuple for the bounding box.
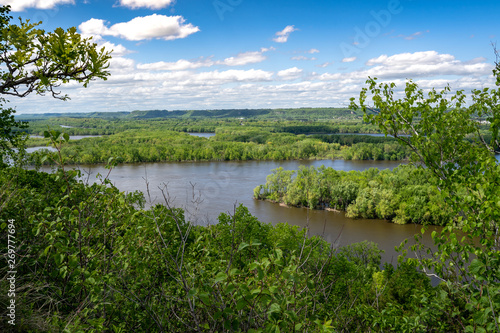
(28, 138, 499, 267)
(51, 158, 440, 264)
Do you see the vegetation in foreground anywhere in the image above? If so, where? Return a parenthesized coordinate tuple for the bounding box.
(0, 3, 499, 331)
(0, 162, 470, 332)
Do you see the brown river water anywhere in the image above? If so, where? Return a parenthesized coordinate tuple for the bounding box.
(48, 158, 441, 264)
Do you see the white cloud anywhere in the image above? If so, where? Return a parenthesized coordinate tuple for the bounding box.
(78, 18, 109, 37)
(342, 57, 357, 63)
(0, 0, 74, 11)
(138, 58, 214, 71)
(366, 51, 453, 66)
(109, 57, 136, 73)
(118, 0, 175, 10)
(99, 42, 131, 57)
(316, 62, 332, 68)
(193, 69, 274, 84)
(10, 48, 496, 114)
(361, 51, 492, 79)
(219, 51, 267, 66)
(79, 14, 199, 41)
(291, 56, 316, 61)
(260, 47, 276, 52)
(277, 67, 303, 80)
(273, 25, 297, 43)
(137, 48, 272, 71)
(307, 49, 320, 54)
(314, 51, 493, 82)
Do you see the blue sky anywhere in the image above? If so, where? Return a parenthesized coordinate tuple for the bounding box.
(1, 0, 499, 114)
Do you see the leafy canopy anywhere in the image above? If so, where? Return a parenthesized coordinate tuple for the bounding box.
(0, 4, 111, 165)
(0, 5, 111, 99)
(351, 50, 500, 332)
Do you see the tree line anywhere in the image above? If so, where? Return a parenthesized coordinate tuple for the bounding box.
(254, 164, 452, 225)
(27, 128, 411, 165)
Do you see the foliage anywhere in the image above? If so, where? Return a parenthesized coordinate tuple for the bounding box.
(256, 164, 452, 225)
(0, 126, 486, 333)
(24, 125, 412, 164)
(350, 54, 500, 332)
(0, 5, 111, 99)
(0, 4, 110, 168)
(1, 163, 446, 332)
(0, 99, 28, 166)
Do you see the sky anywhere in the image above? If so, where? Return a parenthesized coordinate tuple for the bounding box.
(1, 0, 499, 114)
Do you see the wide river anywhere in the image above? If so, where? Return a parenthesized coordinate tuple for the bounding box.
(57, 158, 441, 264)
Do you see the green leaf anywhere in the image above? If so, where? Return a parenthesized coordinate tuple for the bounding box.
(236, 299, 247, 310)
(238, 242, 249, 252)
(187, 288, 197, 298)
(214, 272, 227, 284)
(225, 283, 236, 294)
(469, 259, 483, 276)
(268, 303, 281, 314)
(199, 292, 210, 304)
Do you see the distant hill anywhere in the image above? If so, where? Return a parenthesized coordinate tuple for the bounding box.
(16, 107, 371, 121)
(16, 112, 130, 121)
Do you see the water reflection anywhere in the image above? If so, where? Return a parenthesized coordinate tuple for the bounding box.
(187, 132, 216, 138)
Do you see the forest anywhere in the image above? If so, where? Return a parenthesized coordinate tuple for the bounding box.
(254, 165, 453, 225)
(1, 5, 500, 332)
(23, 118, 410, 164)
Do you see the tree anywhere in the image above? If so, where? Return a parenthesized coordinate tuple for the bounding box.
(0, 4, 111, 165)
(350, 50, 500, 331)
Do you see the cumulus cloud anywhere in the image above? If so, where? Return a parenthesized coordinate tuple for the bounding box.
(366, 58, 491, 79)
(273, 25, 297, 43)
(366, 51, 454, 66)
(0, 0, 74, 11)
(307, 49, 320, 54)
(11, 48, 497, 114)
(261, 46, 276, 52)
(99, 42, 131, 57)
(315, 51, 493, 82)
(138, 48, 272, 71)
(342, 57, 357, 63)
(138, 58, 214, 71)
(193, 69, 274, 84)
(362, 51, 492, 79)
(118, 0, 175, 10)
(219, 51, 267, 66)
(277, 67, 303, 80)
(79, 18, 109, 37)
(109, 57, 136, 73)
(79, 14, 199, 41)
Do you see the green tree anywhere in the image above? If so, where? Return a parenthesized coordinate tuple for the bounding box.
(351, 50, 500, 332)
(0, 4, 111, 165)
